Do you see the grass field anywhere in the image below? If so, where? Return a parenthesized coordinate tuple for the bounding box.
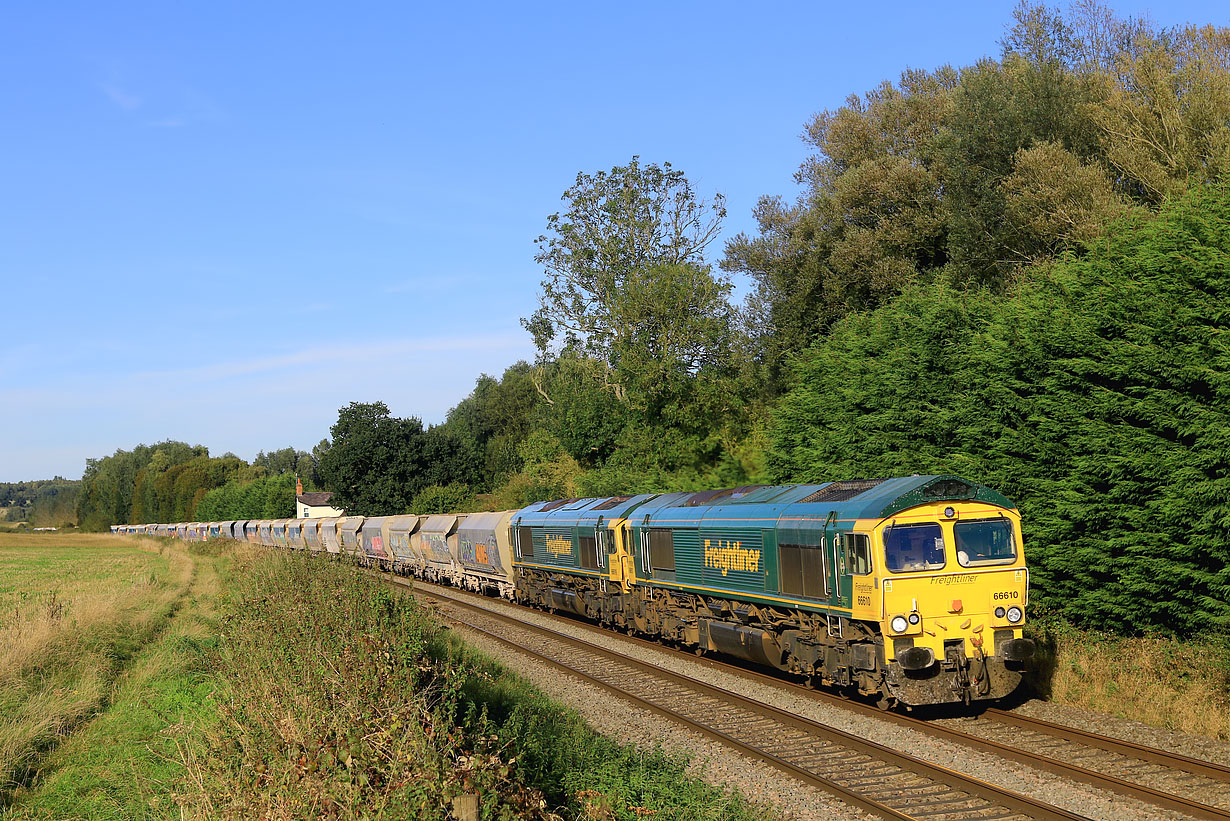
(0, 533, 201, 811)
(6, 542, 228, 819)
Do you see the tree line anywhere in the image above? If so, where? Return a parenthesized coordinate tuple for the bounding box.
(77, 3, 1230, 637)
(0, 478, 80, 527)
(76, 443, 325, 529)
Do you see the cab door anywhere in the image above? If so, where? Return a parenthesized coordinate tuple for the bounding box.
(605, 517, 636, 591)
(598, 517, 617, 584)
(621, 523, 636, 586)
(829, 528, 852, 611)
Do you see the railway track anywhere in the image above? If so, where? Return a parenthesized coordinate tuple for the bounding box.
(385, 574, 1230, 821)
(951, 709, 1230, 819)
(387, 575, 1087, 821)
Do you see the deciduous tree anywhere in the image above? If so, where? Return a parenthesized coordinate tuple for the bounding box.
(524, 156, 728, 368)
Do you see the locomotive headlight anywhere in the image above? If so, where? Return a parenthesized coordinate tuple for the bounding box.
(944, 506, 956, 518)
(890, 615, 909, 633)
(1006, 606, 1023, 623)
(994, 606, 1006, 619)
(908, 613, 920, 625)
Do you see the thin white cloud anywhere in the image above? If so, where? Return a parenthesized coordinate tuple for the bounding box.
(100, 82, 142, 110)
(144, 87, 225, 129)
(98, 77, 223, 128)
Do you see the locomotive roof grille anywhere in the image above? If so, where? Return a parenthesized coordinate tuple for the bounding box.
(682, 485, 765, 506)
(798, 479, 886, 504)
(539, 497, 584, 513)
(923, 478, 973, 498)
(591, 495, 634, 511)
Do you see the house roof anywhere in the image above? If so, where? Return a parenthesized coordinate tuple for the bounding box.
(297, 492, 336, 507)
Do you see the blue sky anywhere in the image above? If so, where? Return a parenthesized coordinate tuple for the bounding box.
(1, 1, 1223, 482)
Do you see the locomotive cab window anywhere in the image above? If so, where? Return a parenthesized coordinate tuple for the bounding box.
(846, 533, 872, 575)
(883, 523, 945, 572)
(518, 526, 534, 559)
(954, 518, 1016, 567)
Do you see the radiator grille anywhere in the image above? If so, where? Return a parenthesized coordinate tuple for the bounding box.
(799, 479, 886, 504)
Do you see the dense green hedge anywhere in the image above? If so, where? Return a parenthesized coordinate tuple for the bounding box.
(770, 179, 1230, 636)
(192, 473, 297, 521)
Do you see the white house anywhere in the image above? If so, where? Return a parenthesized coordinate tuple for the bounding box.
(295, 479, 344, 518)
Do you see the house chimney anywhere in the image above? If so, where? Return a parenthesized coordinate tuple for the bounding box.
(296, 476, 303, 496)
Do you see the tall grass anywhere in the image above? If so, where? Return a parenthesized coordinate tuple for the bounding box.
(0, 533, 195, 801)
(1026, 619, 1230, 740)
(192, 550, 770, 820)
(3, 540, 232, 819)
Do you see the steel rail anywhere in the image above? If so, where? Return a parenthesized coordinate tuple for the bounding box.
(391, 576, 1086, 821)
(980, 707, 1230, 784)
(401, 576, 1230, 821)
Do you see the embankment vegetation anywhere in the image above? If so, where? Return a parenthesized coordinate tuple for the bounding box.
(1026, 619, 1230, 740)
(193, 548, 770, 819)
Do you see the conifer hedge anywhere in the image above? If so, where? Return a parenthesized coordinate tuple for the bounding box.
(770, 179, 1230, 636)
